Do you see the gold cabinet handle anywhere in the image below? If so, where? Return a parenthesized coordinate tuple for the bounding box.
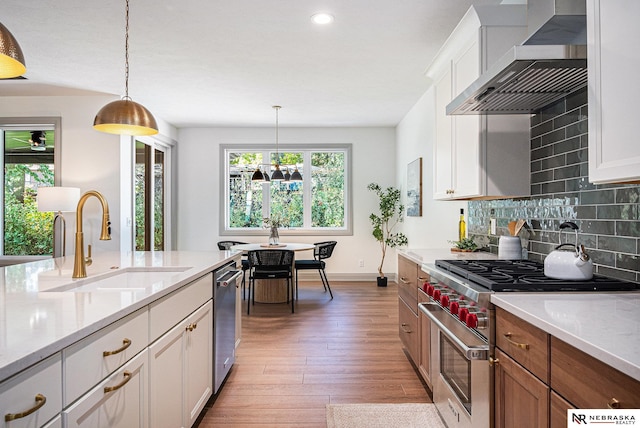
(104, 371, 132, 394)
(417, 276, 428, 282)
(4, 394, 46, 421)
(401, 323, 412, 333)
(607, 398, 621, 409)
(399, 277, 410, 284)
(103, 338, 132, 357)
(186, 322, 198, 332)
(488, 357, 500, 366)
(503, 332, 530, 350)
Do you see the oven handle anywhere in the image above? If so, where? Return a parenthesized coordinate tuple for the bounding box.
(419, 302, 489, 360)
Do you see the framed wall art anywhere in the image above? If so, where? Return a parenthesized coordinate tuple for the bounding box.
(407, 157, 422, 217)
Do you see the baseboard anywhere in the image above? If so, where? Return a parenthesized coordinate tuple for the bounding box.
(295, 271, 398, 283)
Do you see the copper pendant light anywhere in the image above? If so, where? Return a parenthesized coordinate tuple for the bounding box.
(94, 0, 158, 136)
(0, 22, 26, 78)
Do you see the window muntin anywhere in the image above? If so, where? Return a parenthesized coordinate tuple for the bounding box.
(223, 145, 350, 234)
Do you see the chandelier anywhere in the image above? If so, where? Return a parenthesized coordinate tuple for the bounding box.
(251, 106, 302, 182)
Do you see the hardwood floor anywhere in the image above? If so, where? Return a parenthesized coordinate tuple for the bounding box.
(197, 281, 431, 428)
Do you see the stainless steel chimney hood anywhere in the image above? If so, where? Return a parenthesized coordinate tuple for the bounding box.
(447, 0, 587, 115)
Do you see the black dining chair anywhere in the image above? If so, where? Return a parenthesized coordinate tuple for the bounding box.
(247, 249, 295, 314)
(217, 240, 250, 299)
(294, 241, 336, 300)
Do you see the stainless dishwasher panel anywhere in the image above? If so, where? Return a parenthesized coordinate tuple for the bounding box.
(214, 262, 242, 394)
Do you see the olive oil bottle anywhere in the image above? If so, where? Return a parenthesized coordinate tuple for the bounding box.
(458, 208, 466, 241)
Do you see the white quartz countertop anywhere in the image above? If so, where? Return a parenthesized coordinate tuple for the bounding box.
(492, 292, 640, 382)
(0, 250, 240, 382)
(398, 248, 498, 267)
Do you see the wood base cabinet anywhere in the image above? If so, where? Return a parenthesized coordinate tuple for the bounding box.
(494, 348, 549, 428)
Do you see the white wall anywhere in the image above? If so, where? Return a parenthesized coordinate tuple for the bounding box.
(395, 88, 466, 248)
(176, 126, 397, 280)
(0, 95, 177, 256)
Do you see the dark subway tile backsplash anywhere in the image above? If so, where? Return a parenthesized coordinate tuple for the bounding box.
(469, 87, 640, 283)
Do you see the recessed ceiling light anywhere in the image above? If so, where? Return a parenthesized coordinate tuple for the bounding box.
(311, 12, 334, 25)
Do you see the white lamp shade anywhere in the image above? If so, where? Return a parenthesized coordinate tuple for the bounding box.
(37, 187, 81, 212)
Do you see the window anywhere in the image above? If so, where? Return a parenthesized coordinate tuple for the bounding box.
(222, 145, 351, 235)
(0, 118, 60, 256)
(135, 138, 171, 250)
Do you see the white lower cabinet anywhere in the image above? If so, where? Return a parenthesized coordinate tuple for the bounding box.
(64, 349, 148, 428)
(0, 354, 62, 428)
(149, 300, 213, 428)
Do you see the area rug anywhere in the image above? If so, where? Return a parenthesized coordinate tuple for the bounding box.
(326, 403, 446, 428)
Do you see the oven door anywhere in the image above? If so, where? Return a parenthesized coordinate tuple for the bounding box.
(420, 303, 490, 428)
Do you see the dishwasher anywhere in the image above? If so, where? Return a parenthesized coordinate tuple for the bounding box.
(213, 260, 242, 394)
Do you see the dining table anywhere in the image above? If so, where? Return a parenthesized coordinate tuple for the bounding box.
(230, 242, 315, 304)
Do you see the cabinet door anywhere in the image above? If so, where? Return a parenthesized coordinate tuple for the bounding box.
(185, 301, 213, 427)
(398, 298, 418, 364)
(494, 349, 549, 428)
(149, 319, 185, 428)
(64, 350, 148, 428)
(588, 0, 640, 184)
(550, 391, 574, 428)
(434, 67, 454, 199)
(452, 38, 482, 199)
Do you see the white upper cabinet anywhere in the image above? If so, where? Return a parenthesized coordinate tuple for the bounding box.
(587, 0, 640, 184)
(429, 5, 531, 200)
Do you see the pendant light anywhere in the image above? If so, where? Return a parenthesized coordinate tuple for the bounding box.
(269, 106, 285, 181)
(93, 0, 158, 136)
(0, 22, 26, 78)
(290, 167, 303, 181)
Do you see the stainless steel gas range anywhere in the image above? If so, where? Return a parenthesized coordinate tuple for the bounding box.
(419, 259, 637, 428)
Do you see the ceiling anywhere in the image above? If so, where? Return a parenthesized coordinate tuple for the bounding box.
(1, 0, 509, 128)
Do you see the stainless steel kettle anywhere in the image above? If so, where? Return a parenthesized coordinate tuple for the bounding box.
(543, 221, 594, 280)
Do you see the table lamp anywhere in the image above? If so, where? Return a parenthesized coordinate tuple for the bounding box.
(37, 186, 81, 257)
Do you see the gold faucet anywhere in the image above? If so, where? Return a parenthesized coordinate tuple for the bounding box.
(73, 190, 111, 278)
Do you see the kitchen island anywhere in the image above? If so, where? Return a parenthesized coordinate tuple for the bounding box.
(0, 250, 240, 428)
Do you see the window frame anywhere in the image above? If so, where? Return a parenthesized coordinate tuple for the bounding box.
(0, 117, 61, 257)
(220, 143, 352, 236)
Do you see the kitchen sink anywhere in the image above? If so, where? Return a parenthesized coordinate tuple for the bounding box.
(42, 266, 192, 293)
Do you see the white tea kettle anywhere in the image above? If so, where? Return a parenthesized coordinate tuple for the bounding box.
(544, 221, 593, 280)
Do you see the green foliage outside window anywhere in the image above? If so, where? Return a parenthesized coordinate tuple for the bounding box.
(4, 164, 54, 255)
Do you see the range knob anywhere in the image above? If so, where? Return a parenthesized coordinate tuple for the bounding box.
(466, 313, 479, 329)
(422, 282, 430, 293)
(458, 307, 469, 323)
(440, 294, 450, 307)
(425, 284, 435, 297)
(433, 289, 441, 302)
(450, 301, 460, 315)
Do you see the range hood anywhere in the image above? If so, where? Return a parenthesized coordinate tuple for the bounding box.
(447, 0, 587, 115)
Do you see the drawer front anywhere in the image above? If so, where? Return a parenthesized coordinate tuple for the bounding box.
(64, 308, 148, 406)
(551, 337, 640, 410)
(0, 354, 62, 428)
(495, 307, 549, 382)
(397, 255, 418, 312)
(149, 272, 213, 341)
(64, 349, 148, 428)
(398, 298, 418, 364)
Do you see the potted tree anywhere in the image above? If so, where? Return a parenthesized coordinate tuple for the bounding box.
(367, 183, 408, 286)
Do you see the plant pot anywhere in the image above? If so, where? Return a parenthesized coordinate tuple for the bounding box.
(377, 276, 387, 287)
